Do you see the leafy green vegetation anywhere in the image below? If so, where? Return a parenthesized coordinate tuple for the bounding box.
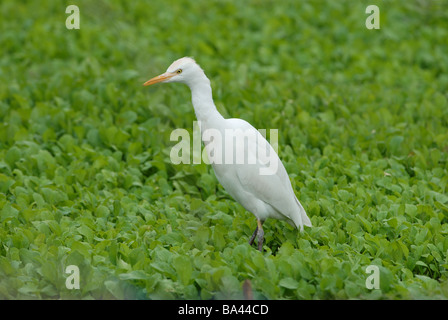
(1, 0, 448, 299)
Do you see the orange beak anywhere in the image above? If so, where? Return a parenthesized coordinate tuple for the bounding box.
(143, 72, 175, 86)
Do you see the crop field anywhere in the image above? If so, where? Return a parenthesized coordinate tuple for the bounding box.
(1, 0, 448, 299)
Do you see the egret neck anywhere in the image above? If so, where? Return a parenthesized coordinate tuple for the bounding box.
(187, 74, 223, 127)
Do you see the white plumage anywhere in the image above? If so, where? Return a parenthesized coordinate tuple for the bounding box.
(144, 57, 311, 251)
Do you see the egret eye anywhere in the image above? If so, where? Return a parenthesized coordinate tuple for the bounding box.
(176, 69, 182, 74)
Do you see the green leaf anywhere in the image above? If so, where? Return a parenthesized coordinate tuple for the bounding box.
(0, 174, 14, 193)
(104, 279, 124, 299)
(415, 261, 428, 268)
(5, 146, 21, 168)
(388, 135, 404, 154)
(173, 255, 192, 286)
(1, 203, 19, 221)
(194, 226, 210, 249)
(119, 270, 149, 281)
(279, 277, 299, 290)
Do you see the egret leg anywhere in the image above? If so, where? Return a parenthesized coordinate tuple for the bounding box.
(248, 226, 258, 246)
(256, 219, 264, 252)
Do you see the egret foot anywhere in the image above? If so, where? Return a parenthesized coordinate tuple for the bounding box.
(248, 226, 258, 246)
(256, 219, 264, 252)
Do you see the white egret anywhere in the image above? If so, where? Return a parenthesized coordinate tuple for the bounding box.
(143, 57, 311, 251)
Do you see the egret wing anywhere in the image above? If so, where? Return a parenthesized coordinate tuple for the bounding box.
(225, 119, 310, 229)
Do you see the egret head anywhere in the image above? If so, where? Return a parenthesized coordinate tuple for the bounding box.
(143, 57, 205, 87)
